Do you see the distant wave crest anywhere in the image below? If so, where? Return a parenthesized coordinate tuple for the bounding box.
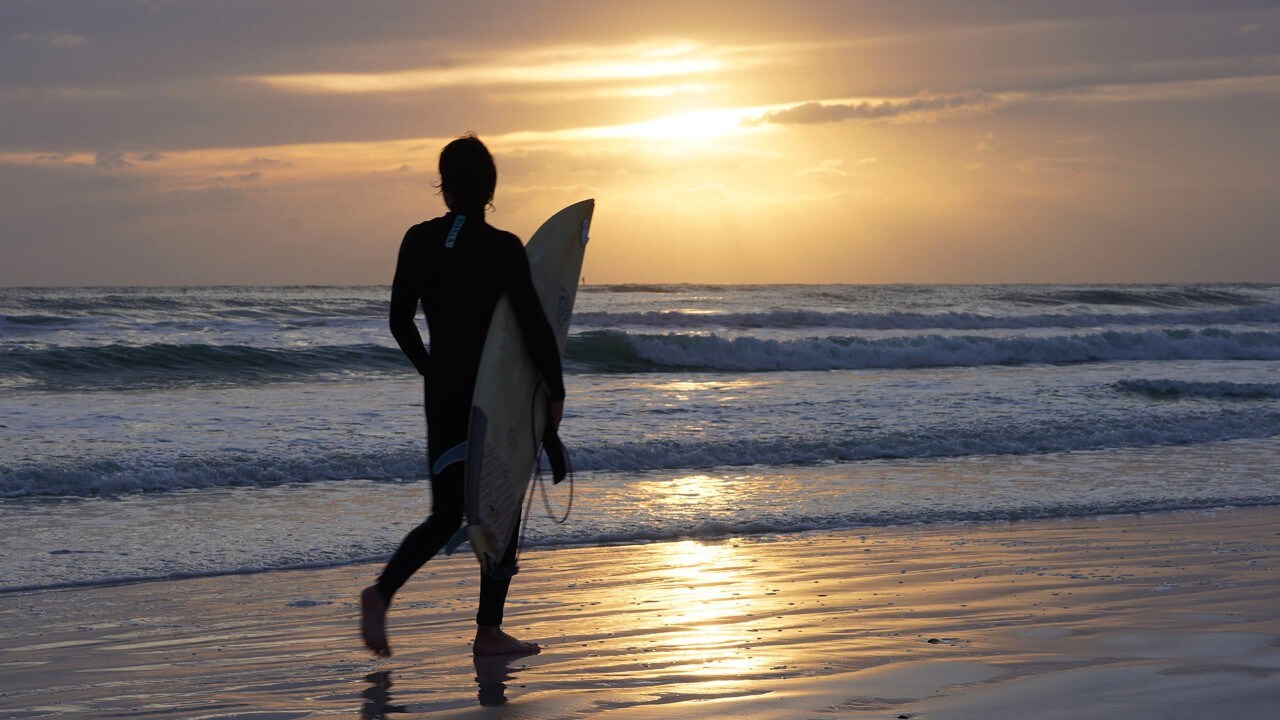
(574, 305, 1280, 331)
(7, 327, 1280, 391)
(994, 286, 1265, 308)
(1112, 379, 1280, 400)
(0, 342, 410, 390)
(566, 328, 1280, 372)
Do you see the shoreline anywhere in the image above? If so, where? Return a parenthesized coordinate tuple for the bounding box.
(3, 506, 1279, 718)
(4, 500, 1279, 596)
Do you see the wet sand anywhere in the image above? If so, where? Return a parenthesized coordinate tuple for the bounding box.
(2, 506, 1279, 719)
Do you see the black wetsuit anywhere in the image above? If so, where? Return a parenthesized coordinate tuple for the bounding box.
(376, 210, 565, 627)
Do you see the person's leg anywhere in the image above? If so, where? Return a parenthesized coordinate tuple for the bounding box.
(361, 465, 463, 656)
(472, 512, 539, 656)
(374, 464, 464, 602)
(362, 389, 467, 656)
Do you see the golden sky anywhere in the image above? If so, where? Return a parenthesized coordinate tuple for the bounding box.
(2, 1, 1279, 284)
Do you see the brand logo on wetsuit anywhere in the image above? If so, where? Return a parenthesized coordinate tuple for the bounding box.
(446, 215, 466, 248)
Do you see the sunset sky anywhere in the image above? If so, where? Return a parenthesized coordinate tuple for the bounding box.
(2, 1, 1278, 285)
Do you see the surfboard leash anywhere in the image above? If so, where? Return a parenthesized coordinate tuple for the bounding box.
(513, 382, 576, 566)
(534, 444, 573, 524)
(530, 380, 574, 524)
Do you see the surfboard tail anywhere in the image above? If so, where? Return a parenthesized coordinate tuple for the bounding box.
(467, 524, 493, 574)
(466, 523, 519, 580)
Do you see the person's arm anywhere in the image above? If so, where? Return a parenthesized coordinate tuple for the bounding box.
(506, 237, 566, 404)
(389, 230, 431, 376)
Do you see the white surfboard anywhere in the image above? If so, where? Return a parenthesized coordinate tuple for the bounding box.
(463, 199, 593, 576)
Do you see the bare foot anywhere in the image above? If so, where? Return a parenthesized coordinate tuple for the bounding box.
(473, 626, 541, 656)
(361, 585, 392, 658)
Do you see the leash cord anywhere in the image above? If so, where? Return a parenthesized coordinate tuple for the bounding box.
(515, 382, 574, 562)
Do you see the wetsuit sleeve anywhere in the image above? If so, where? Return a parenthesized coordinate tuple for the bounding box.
(389, 229, 431, 376)
(507, 237, 566, 400)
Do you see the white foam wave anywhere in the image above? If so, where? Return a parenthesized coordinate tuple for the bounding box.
(0, 449, 426, 498)
(574, 305, 1280, 331)
(590, 328, 1280, 372)
(8, 408, 1279, 498)
(1113, 379, 1280, 400)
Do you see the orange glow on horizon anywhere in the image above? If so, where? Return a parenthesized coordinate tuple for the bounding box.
(6, 5, 1279, 285)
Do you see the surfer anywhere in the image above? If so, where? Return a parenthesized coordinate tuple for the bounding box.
(361, 134, 565, 657)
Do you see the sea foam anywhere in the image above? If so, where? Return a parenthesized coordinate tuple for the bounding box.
(567, 328, 1280, 373)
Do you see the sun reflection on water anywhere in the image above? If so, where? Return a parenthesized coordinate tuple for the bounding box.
(647, 379, 763, 393)
(608, 537, 804, 684)
(645, 378, 764, 405)
(649, 474, 730, 507)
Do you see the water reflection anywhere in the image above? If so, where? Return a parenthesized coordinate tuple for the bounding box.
(650, 474, 732, 508)
(473, 654, 526, 707)
(359, 671, 406, 719)
(629, 539, 771, 683)
(645, 378, 763, 403)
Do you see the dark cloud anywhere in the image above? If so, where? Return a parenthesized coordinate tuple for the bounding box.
(94, 149, 132, 168)
(91, 149, 164, 167)
(210, 171, 263, 182)
(14, 29, 87, 48)
(746, 92, 996, 126)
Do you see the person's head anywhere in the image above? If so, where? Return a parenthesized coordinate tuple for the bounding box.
(438, 133, 496, 213)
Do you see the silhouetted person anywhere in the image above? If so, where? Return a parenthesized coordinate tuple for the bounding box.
(361, 134, 565, 657)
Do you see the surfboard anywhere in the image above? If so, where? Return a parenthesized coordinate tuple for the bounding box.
(462, 199, 593, 577)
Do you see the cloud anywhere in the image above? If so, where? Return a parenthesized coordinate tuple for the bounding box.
(247, 156, 293, 166)
(15, 30, 87, 48)
(90, 149, 164, 168)
(745, 91, 996, 126)
(1016, 155, 1112, 175)
(94, 150, 132, 169)
(797, 158, 849, 178)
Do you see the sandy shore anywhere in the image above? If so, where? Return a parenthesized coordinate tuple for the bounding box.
(2, 506, 1279, 719)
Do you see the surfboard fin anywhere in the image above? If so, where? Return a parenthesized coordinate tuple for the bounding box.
(443, 526, 470, 555)
(432, 441, 468, 476)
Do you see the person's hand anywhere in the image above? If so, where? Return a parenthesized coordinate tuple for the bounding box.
(548, 399, 564, 432)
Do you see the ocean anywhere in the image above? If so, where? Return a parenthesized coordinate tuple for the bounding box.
(3, 283, 1280, 592)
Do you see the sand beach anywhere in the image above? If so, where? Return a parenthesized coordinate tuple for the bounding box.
(3, 506, 1278, 719)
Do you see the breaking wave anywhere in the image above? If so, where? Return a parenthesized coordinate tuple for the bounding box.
(573, 305, 1280, 331)
(0, 342, 410, 390)
(7, 406, 1279, 498)
(1112, 379, 1280, 400)
(566, 328, 1280, 373)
